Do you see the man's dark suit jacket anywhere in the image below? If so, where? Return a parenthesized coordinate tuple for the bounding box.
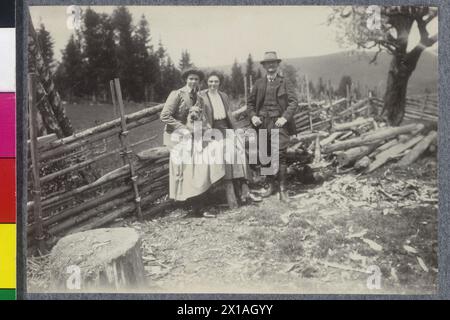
(247, 74, 299, 135)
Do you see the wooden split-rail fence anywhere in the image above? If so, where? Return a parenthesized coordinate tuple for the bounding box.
(27, 76, 170, 250)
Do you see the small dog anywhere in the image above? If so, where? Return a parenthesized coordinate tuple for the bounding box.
(185, 97, 211, 150)
(185, 94, 210, 132)
(186, 105, 204, 131)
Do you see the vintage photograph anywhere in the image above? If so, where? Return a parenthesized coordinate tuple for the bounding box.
(26, 5, 438, 294)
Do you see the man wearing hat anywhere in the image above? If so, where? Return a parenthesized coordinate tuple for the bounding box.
(247, 51, 298, 202)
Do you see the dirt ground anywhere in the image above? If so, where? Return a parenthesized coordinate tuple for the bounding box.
(28, 153, 437, 294)
(128, 155, 437, 295)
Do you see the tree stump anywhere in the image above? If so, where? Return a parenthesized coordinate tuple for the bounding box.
(49, 227, 146, 292)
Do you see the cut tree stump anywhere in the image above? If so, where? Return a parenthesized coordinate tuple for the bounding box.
(49, 227, 146, 292)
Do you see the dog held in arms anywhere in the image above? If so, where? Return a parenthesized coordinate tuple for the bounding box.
(185, 94, 211, 149)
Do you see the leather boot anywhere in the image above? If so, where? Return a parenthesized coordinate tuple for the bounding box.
(278, 164, 289, 203)
(240, 181, 263, 203)
(260, 175, 277, 198)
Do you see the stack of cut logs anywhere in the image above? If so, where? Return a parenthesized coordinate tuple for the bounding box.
(287, 116, 437, 174)
(233, 95, 437, 173)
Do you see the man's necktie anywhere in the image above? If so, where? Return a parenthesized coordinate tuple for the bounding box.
(190, 89, 197, 105)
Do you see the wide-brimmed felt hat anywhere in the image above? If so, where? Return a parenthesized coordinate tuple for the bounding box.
(260, 51, 282, 64)
(181, 68, 205, 81)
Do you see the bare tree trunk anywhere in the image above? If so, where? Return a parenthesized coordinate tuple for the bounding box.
(382, 56, 411, 126)
(382, 34, 428, 126)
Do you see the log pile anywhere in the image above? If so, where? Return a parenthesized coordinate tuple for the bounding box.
(288, 107, 437, 176)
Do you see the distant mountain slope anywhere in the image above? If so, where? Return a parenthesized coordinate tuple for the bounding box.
(208, 50, 438, 95)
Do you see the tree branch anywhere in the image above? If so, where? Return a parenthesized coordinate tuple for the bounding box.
(377, 40, 398, 54)
(423, 33, 438, 47)
(423, 9, 437, 25)
(370, 45, 383, 64)
(417, 15, 438, 47)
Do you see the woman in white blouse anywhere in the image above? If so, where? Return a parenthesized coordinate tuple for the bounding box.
(198, 71, 262, 204)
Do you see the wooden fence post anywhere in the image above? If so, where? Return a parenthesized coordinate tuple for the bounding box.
(347, 84, 355, 120)
(110, 80, 118, 118)
(110, 81, 126, 166)
(305, 74, 311, 107)
(327, 80, 333, 107)
(305, 74, 313, 131)
(421, 93, 429, 115)
(244, 75, 248, 105)
(113, 78, 143, 220)
(28, 73, 46, 252)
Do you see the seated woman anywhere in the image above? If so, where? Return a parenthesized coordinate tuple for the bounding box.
(160, 68, 225, 216)
(198, 71, 262, 203)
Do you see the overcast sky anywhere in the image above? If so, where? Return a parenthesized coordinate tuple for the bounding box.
(30, 5, 438, 68)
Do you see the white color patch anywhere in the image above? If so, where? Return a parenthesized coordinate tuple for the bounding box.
(0, 28, 15, 92)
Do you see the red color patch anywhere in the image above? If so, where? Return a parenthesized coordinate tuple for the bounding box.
(0, 158, 15, 223)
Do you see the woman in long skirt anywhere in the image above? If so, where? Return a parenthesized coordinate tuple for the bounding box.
(198, 71, 262, 203)
(160, 68, 225, 214)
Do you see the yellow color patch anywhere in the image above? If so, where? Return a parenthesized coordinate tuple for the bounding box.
(0, 224, 16, 288)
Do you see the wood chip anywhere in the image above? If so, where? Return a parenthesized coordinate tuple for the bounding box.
(317, 260, 370, 274)
(362, 238, 383, 251)
(417, 257, 429, 272)
(347, 229, 368, 239)
(403, 245, 418, 254)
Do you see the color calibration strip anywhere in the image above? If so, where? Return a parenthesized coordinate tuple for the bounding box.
(0, 0, 16, 300)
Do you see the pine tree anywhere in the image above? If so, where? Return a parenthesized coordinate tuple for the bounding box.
(133, 14, 159, 101)
(36, 23, 55, 70)
(156, 39, 166, 68)
(82, 7, 106, 102)
(160, 57, 182, 100)
(230, 60, 244, 99)
(337, 75, 352, 98)
(308, 80, 316, 98)
(281, 64, 298, 88)
(220, 74, 233, 97)
(317, 77, 325, 98)
(55, 34, 85, 101)
(154, 40, 168, 101)
(98, 14, 119, 101)
(178, 49, 194, 71)
(112, 5, 138, 101)
(255, 68, 263, 80)
(245, 54, 256, 92)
